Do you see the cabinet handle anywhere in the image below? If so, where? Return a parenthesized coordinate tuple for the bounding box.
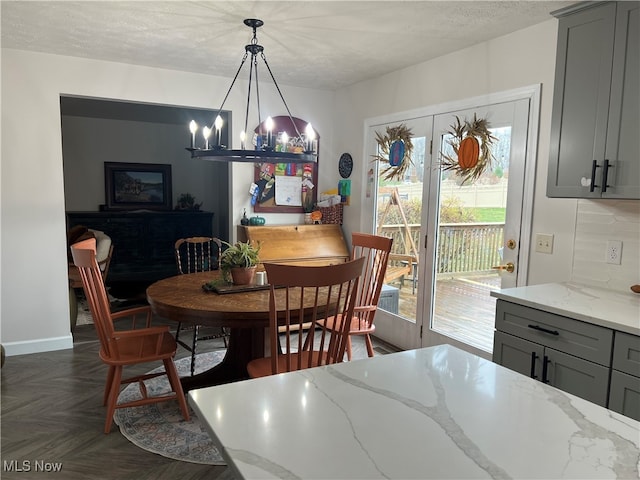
(601, 159, 611, 193)
(527, 324, 559, 336)
(541, 355, 550, 384)
(590, 160, 600, 192)
(530, 351, 538, 379)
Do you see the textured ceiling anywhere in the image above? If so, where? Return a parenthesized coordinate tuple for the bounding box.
(1, 1, 574, 90)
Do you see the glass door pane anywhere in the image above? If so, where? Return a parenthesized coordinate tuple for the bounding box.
(424, 98, 530, 354)
(376, 135, 424, 322)
(431, 126, 511, 351)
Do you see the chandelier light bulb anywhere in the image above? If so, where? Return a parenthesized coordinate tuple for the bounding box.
(265, 116, 274, 148)
(305, 123, 316, 152)
(189, 120, 198, 149)
(203, 126, 211, 149)
(214, 115, 223, 147)
(240, 130, 246, 150)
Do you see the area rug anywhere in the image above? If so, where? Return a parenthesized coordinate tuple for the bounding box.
(113, 351, 227, 465)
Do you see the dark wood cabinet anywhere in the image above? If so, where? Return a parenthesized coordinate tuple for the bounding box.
(67, 211, 214, 284)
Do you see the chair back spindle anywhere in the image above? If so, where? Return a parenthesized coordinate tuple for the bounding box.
(175, 236, 221, 274)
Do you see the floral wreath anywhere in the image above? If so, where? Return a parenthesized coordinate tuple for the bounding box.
(440, 114, 497, 185)
(373, 124, 414, 181)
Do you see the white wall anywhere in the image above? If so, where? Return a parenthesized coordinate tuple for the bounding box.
(333, 19, 640, 290)
(0, 49, 334, 355)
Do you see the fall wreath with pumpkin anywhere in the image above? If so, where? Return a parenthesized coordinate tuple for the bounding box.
(373, 124, 414, 181)
(440, 114, 497, 185)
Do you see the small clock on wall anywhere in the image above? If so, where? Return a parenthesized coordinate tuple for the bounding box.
(338, 152, 353, 178)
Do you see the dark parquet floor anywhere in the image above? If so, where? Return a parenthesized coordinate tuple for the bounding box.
(1, 317, 397, 480)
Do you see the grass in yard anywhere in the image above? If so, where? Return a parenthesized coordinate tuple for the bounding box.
(467, 207, 506, 222)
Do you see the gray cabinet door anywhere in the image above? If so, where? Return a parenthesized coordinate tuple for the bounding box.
(612, 330, 640, 377)
(604, 2, 639, 198)
(609, 370, 640, 421)
(548, 2, 617, 198)
(546, 349, 610, 407)
(494, 332, 610, 407)
(548, 2, 640, 199)
(493, 331, 544, 380)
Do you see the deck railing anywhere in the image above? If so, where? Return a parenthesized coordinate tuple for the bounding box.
(378, 223, 505, 274)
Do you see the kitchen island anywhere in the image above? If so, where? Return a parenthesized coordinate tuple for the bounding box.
(190, 344, 639, 479)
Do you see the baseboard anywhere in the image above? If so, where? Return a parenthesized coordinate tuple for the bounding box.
(2, 335, 73, 357)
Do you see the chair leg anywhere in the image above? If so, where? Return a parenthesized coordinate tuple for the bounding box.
(103, 365, 116, 406)
(346, 336, 353, 361)
(164, 359, 191, 422)
(104, 366, 122, 434)
(190, 327, 198, 376)
(222, 327, 229, 348)
(364, 334, 375, 358)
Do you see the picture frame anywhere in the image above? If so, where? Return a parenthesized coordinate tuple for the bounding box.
(253, 116, 319, 213)
(104, 162, 172, 211)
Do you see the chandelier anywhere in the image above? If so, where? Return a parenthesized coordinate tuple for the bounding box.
(187, 19, 317, 164)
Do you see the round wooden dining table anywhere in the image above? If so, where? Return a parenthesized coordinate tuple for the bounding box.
(147, 270, 278, 391)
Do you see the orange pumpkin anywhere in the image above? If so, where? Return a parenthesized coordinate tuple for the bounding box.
(458, 136, 480, 169)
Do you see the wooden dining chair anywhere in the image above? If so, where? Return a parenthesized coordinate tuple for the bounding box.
(71, 238, 190, 434)
(317, 233, 393, 360)
(174, 236, 229, 376)
(246, 257, 365, 378)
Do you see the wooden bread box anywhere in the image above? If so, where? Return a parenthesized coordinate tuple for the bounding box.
(237, 224, 349, 268)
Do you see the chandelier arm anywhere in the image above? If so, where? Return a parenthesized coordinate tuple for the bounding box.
(260, 52, 304, 140)
(244, 54, 255, 140)
(211, 51, 249, 129)
(254, 56, 263, 136)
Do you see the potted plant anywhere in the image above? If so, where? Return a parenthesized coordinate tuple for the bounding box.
(221, 240, 261, 285)
(175, 193, 202, 211)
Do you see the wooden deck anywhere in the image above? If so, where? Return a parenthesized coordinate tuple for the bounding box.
(393, 272, 500, 352)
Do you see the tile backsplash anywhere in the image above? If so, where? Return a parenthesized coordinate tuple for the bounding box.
(572, 199, 640, 293)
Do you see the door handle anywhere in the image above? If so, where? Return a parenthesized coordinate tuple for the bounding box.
(590, 160, 600, 192)
(601, 159, 612, 193)
(530, 351, 538, 379)
(492, 262, 514, 273)
(527, 324, 559, 336)
(541, 355, 551, 384)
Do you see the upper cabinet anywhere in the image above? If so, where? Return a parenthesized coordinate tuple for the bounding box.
(547, 2, 639, 199)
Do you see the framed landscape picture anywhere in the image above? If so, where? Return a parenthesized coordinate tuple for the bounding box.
(104, 162, 172, 211)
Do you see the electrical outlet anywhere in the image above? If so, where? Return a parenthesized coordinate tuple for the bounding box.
(606, 240, 623, 265)
(535, 233, 554, 254)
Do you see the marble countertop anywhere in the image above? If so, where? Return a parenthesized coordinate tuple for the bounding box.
(189, 345, 639, 479)
(491, 282, 640, 336)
